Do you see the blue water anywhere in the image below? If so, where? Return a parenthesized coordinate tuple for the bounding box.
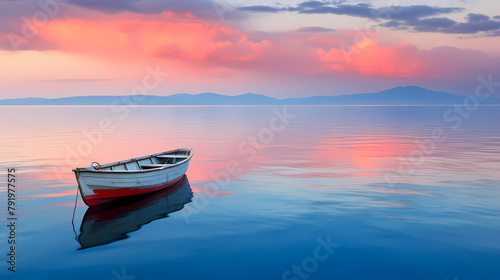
(0, 106, 499, 279)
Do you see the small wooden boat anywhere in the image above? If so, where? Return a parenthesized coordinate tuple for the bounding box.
(73, 147, 193, 206)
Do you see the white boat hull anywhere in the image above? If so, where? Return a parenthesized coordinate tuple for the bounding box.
(73, 148, 192, 206)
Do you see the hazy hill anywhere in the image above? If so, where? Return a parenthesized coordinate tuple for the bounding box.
(1, 86, 499, 105)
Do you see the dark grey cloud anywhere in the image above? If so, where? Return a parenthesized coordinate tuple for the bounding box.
(379, 20, 408, 30)
(238, 1, 500, 36)
(388, 6, 463, 21)
(63, 0, 249, 20)
(0, 0, 247, 20)
(449, 19, 500, 34)
(468, 13, 489, 22)
(386, 13, 500, 35)
(297, 3, 462, 22)
(238, 5, 290, 13)
(410, 17, 457, 32)
(297, 1, 325, 9)
(0, 0, 201, 17)
(239, 2, 463, 22)
(299, 3, 373, 17)
(256, 0, 347, 11)
(382, 17, 457, 32)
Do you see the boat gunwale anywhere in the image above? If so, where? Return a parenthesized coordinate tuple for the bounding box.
(72, 148, 193, 174)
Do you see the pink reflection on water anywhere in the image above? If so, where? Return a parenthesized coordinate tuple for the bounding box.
(28, 189, 77, 198)
(315, 134, 416, 172)
(4, 106, 500, 203)
(194, 193, 234, 197)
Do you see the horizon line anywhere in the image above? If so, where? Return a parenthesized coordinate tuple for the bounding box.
(0, 85, 463, 100)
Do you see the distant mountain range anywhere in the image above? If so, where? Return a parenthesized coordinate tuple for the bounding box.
(1, 86, 499, 105)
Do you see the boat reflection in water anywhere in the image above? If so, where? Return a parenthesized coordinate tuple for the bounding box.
(76, 175, 193, 249)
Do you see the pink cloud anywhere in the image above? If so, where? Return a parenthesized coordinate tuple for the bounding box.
(37, 13, 271, 66)
(313, 38, 500, 80)
(2, 10, 496, 81)
(316, 40, 424, 78)
(1, 9, 500, 98)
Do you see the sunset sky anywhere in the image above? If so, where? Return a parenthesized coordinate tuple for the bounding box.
(1, 0, 500, 98)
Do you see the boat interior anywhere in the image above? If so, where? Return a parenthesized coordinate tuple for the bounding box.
(92, 149, 191, 171)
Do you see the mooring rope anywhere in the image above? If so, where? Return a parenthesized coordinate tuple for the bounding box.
(71, 170, 80, 243)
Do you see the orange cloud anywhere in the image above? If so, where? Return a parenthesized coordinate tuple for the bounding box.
(1, 8, 498, 97)
(316, 39, 424, 78)
(39, 13, 271, 65)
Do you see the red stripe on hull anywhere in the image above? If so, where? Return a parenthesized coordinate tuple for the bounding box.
(82, 177, 184, 206)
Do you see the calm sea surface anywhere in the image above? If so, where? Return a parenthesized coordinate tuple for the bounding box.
(0, 106, 499, 280)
